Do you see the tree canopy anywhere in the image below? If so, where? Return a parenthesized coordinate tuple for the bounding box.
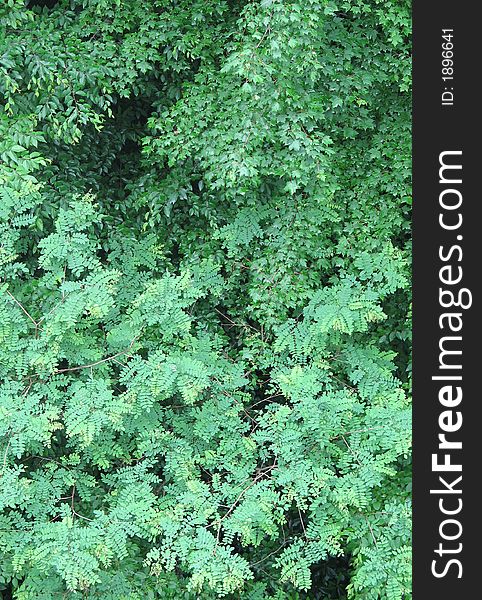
(0, 1, 411, 598)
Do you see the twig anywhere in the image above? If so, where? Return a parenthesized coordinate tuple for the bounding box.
(250, 540, 289, 568)
(331, 426, 387, 441)
(53, 338, 138, 375)
(6, 290, 37, 327)
(365, 515, 378, 548)
(212, 463, 277, 553)
(214, 307, 259, 333)
(249, 393, 284, 409)
(341, 434, 363, 467)
(298, 507, 307, 539)
(1, 437, 12, 474)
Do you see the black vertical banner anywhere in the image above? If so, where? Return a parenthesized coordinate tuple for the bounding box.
(413, 1, 479, 598)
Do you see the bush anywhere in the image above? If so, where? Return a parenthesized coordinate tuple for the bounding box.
(0, 1, 411, 598)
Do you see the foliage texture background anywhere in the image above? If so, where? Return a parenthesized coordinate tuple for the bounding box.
(0, 0, 411, 598)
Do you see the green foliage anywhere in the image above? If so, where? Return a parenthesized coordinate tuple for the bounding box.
(0, 0, 411, 598)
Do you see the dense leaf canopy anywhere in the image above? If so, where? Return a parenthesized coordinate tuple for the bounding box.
(0, 1, 411, 598)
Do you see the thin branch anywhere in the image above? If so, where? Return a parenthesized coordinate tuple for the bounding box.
(22, 380, 33, 397)
(250, 540, 289, 568)
(249, 393, 284, 409)
(71, 509, 93, 522)
(53, 338, 138, 375)
(331, 426, 387, 441)
(214, 307, 259, 333)
(365, 515, 378, 548)
(1, 436, 12, 474)
(69, 484, 93, 522)
(37, 296, 68, 326)
(6, 290, 37, 326)
(212, 463, 277, 552)
(341, 434, 363, 467)
(298, 507, 307, 539)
